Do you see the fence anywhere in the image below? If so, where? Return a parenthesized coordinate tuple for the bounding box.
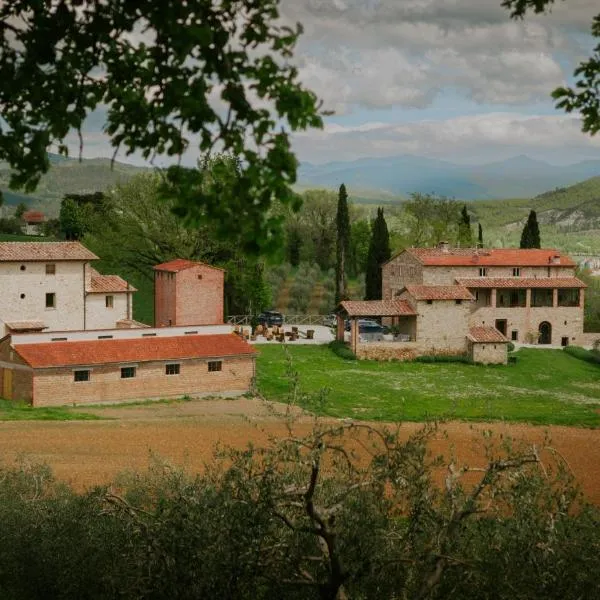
(226, 315, 331, 326)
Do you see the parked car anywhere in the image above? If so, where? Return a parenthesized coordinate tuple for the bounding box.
(344, 319, 384, 333)
(257, 310, 284, 327)
(323, 314, 337, 328)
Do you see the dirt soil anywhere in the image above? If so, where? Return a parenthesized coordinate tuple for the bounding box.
(0, 397, 599, 503)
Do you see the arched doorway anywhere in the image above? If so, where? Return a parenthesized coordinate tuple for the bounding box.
(539, 321, 552, 345)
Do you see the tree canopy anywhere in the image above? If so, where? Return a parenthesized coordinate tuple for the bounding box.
(503, 0, 600, 136)
(365, 207, 391, 301)
(0, 0, 324, 252)
(335, 184, 350, 304)
(520, 209, 541, 249)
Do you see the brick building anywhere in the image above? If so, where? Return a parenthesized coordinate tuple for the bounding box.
(0, 242, 136, 336)
(0, 328, 256, 406)
(154, 259, 225, 327)
(382, 244, 586, 347)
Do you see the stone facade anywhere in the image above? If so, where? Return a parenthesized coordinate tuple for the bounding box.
(154, 260, 225, 327)
(382, 246, 587, 346)
(0, 243, 134, 336)
(470, 342, 507, 365)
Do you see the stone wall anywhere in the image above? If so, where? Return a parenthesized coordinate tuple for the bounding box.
(85, 292, 130, 330)
(0, 260, 86, 336)
(471, 342, 507, 365)
(382, 253, 423, 299)
(30, 356, 254, 407)
(355, 341, 466, 361)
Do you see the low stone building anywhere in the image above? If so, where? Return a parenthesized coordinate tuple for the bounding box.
(154, 259, 225, 327)
(0, 329, 256, 406)
(21, 210, 45, 236)
(467, 326, 509, 365)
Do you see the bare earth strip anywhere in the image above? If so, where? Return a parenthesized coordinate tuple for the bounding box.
(0, 398, 599, 503)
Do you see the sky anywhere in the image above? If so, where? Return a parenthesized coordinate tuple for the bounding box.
(64, 0, 600, 167)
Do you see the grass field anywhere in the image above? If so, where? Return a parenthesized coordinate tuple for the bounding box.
(256, 346, 600, 427)
(0, 400, 100, 421)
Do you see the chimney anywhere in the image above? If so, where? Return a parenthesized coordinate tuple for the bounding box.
(437, 241, 450, 253)
(549, 254, 561, 265)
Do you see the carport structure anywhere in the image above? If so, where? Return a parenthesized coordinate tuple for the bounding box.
(336, 299, 417, 353)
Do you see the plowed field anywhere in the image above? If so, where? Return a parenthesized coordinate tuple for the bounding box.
(0, 398, 598, 503)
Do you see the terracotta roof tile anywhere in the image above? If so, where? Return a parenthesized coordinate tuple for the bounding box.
(339, 299, 416, 317)
(404, 285, 474, 301)
(22, 210, 45, 223)
(87, 268, 136, 293)
(154, 258, 225, 273)
(456, 277, 586, 289)
(0, 242, 98, 262)
(14, 334, 257, 368)
(468, 326, 509, 343)
(402, 247, 576, 267)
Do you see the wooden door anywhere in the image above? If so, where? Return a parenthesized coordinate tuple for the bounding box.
(2, 368, 12, 400)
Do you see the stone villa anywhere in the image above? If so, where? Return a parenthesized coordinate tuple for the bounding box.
(338, 243, 587, 363)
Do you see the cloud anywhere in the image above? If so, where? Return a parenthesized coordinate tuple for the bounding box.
(279, 0, 598, 111)
(292, 112, 600, 164)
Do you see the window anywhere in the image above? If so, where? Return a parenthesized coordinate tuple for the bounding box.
(20, 293, 25, 299)
(46, 264, 56, 275)
(142, 333, 157, 337)
(426, 299, 433, 305)
(184, 330, 198, 335)
(455, 300, 462, 305)
(121, 366, 136, 379)
(479, 267, 488, 277)
(512, 267, 520, 277)
(511, 330, 518, 341)
(45, 292, 56, 308)
(98, 335, 113, 339)
(105, 295, 114, 308)
(74, 370, 90, 382)
(166, 363, 180, 376)
(20, 265, 26, 271)
(208, 361, 222, 372)
(51, 337, 67, 341)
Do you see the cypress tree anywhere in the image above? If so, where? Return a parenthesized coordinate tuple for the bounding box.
(520, 210, 541, 248)
(335, 183, 350, 304)
(458, 205, 473, 247)
(365, 207, 391, 301)
(478, 222, 483, 247)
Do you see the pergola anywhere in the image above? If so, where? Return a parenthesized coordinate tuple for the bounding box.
(336, 299, 417, 353)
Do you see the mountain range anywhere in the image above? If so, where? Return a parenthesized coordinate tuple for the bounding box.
(297, 154, 600, 200)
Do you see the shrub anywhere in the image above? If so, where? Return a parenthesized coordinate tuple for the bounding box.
(563, 345, 600, 365)
(328, 340, 356, 360)
(507, 341, 515, 353)
(414, 353, 473, 364)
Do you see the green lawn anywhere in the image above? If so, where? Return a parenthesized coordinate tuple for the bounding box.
(0, 400, 100, 421)
(256, 346, 600, 427)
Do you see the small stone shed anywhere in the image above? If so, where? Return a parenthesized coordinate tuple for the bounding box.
(467, 326, 509, 365)
(0, 332, 256, 406)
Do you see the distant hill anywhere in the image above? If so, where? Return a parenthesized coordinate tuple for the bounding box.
(467, 176, 600, 254)
(0, 155, 147, 217)
(298, 154, 600, 200)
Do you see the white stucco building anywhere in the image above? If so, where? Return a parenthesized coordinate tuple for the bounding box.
(0, 242, 135, 336)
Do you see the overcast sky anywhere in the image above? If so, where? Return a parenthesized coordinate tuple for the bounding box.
(65, 0, 600, 166)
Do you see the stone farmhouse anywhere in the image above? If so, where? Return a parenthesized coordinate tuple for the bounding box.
(0, 242, 136, 336)
(0, 242, 256, 406)
(338, 243, 587, 364)
(21, 210, 46, 236)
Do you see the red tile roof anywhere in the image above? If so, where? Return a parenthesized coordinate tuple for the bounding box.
(154, 258, 225, 273)
(403, 285, 474, 301)
(468, 326, 509, 343)
(456, 277, 586, 289)
(339, 299, 416, 317)
(402, 247, 576, 267)
(14, 334, 257, 369)
(0, 242, 98, 262)
(87, 268, 136, 293)
(22, 210, 45, 223)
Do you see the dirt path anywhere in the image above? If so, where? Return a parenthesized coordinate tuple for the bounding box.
(1, 398, 599, 502)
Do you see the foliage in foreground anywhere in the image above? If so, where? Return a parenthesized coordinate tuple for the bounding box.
(0, 411, 598, 600)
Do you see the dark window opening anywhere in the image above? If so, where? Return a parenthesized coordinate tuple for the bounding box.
(98, 335, 113, 339)
(105, 295, 114, 308)
(46, 264, 56, 275)
(558, 289, 579, 307)
(20, 265, 26, 271)
(51, 337, 67, 341)
(512, 267, 520, 277)
(20, 293, 25, 299)
(121, 366, 136, 379)
(479, 267, 488, 277)
(511, 330, 518, 341)
(45, 292, 56, 308)
(166, 363, 180, 376)
(561, 336, 569, 347)
(185, 330, 198, 335)
(455, 299, 462, 305)
(74, 370, 90, 382)
(208, 361, 222, 372)
(426, 299, 433, 305)
(142, 333, 157, 337)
